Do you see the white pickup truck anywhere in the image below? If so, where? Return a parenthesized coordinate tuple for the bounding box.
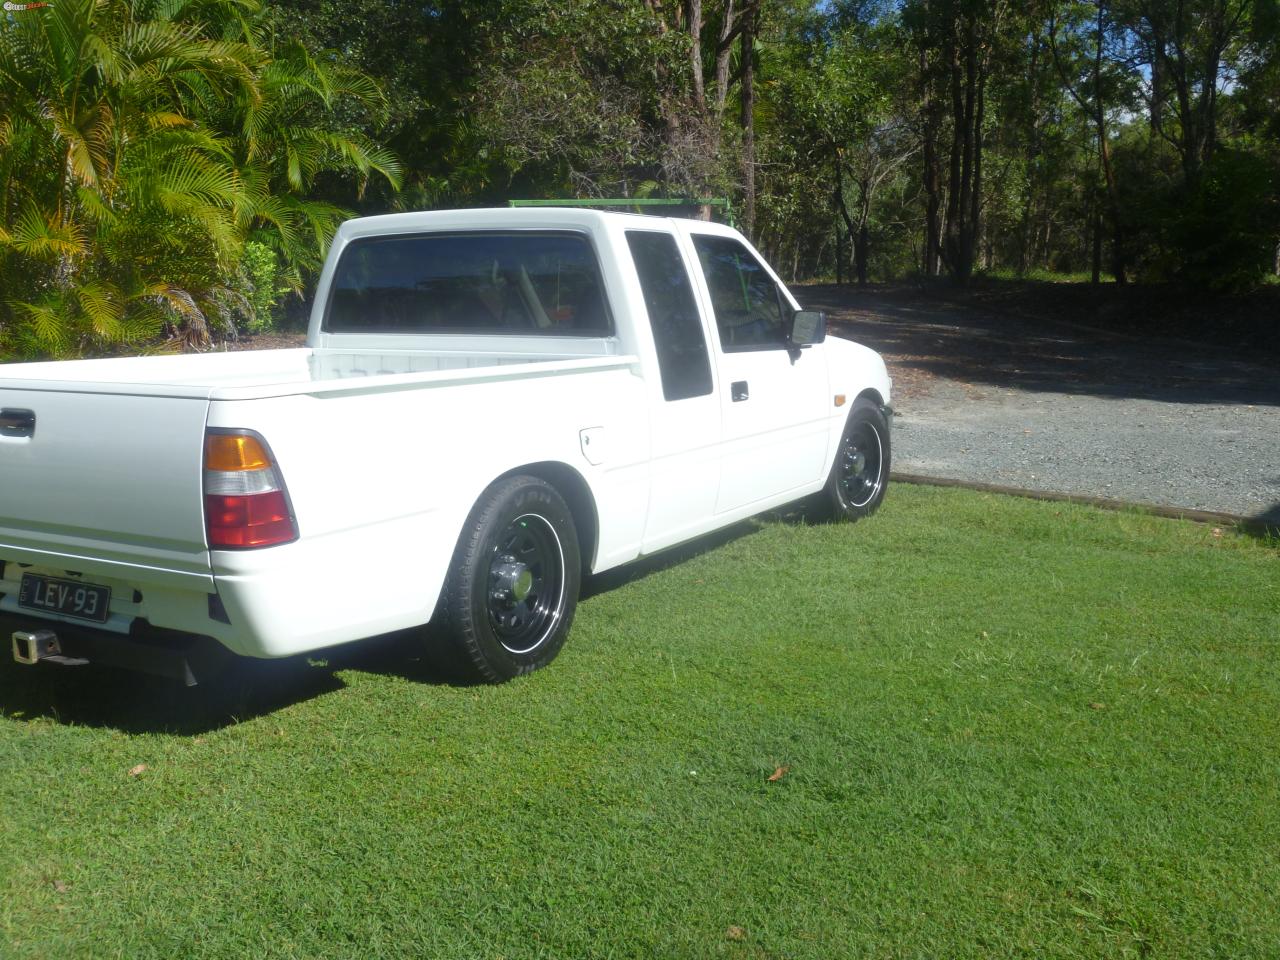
(0, 208, 891, 684)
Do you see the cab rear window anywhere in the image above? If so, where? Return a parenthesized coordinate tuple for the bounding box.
(324, 232, 613, 335)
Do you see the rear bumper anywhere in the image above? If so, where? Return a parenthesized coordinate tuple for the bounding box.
(2, 611, 232, 685)
(1, 505, 456, 663)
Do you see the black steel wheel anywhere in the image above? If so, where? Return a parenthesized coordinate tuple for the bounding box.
(436, 475, 581, 683)
(486, 513, 566, 656)
(836, 417, 885, 509)
(815, 397, 890, 522)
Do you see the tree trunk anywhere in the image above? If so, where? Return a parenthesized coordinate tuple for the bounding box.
(738, 8, 756, 237)
(943, 25, 964, 278)
(687, 0, 705, 111)
(855, 223, 869, 287)
(1091, 2, 1126, 284)
(1149, 19, 1164, 134)
(1091, 195, 1102, 284)
(970, 42, 986, 274)
(1018, 199, 1034, 276)
(832, 158, 858, 284)
(713, 0, 736, 110)
(920, 45, 943, 276)
(1018, 30, 1043, 276)
(943, 10, 983, 286)
(854, 176, 872, 287)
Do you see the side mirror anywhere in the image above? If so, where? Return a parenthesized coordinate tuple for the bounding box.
(787, 310, 826, 347)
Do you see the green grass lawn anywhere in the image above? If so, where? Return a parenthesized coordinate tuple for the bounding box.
(2, 486, 1277, 959)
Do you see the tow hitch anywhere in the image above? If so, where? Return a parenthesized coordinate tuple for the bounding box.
(11, 630, 90, 667)
(5, 619, 233, 685)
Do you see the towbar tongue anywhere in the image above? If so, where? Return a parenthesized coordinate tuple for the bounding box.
(11, 630, 89, 667)
(12, 629, 61, 665)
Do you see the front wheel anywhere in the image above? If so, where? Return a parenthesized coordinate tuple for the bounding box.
(435, 476, 581, 683)
(814, 397, 891, 522)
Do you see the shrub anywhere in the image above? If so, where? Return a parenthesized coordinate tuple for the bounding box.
(237, 242, 289, 333)
(1173, 147, 1280, 293)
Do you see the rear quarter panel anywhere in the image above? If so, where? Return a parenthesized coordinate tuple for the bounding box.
(206, 364, 650, 656)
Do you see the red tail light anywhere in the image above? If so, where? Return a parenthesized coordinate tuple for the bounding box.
(204, 432, 298, 549)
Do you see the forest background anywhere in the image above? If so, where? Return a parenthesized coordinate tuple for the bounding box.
(1, 0, 1278, 358)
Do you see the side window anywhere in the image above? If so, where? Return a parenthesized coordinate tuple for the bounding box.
(692, 235, 791, 351)
(626, 231, 713, 401)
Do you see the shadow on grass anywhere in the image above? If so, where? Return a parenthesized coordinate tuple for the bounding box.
(0, 654, 339, 735)
(0, 519, 784, 734)
(0, 629, 468, 736)
(581, 518, 766, 600)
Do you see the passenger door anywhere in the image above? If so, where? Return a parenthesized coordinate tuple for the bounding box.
(686, 232, 829, 515)
(626, 230, 724, 554)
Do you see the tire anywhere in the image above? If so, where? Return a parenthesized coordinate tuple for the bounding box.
(436, 475, 581, 683)
(813, 397, 891, 522)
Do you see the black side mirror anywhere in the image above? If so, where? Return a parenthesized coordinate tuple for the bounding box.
(787, 310, 827, 347)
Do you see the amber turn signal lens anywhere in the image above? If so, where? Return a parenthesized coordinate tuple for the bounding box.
(205, 433, 271, 471)
(834, 394, 847, 407)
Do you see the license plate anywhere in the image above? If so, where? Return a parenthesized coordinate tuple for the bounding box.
(18, 574, 112, 624)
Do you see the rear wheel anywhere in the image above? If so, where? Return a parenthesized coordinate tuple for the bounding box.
(436, 476, 581, 683)
(814, 397, 890, 522)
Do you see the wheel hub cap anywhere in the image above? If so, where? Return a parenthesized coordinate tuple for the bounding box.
(491, 559, 533, 602)
(512, 569, 534, 602)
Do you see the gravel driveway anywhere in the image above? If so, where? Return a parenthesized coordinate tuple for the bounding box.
(799, 285, 1280, 525)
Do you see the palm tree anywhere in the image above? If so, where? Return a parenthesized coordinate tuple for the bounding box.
(230, 38, 401, 292)
(0, 0, 399, 358)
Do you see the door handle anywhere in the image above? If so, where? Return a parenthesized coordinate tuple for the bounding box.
(0, 409, 35, 439)
(731, 381, 749, 402)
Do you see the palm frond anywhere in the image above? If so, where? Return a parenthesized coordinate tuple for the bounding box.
(8, 206, 87, 260)
(75, 280, 126, 339)
(74, 185, 118, 226)
(146, 111, 194, 130)
(10, 298, 71, 352)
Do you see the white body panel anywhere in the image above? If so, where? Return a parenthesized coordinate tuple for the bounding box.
(0, 209, 890, 660)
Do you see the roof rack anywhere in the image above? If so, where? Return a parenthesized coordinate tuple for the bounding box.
(507, 197, 736, 227)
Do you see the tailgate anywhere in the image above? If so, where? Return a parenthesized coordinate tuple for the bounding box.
(0, 387, 213, 583)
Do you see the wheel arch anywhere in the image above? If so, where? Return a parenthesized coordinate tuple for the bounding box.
(855, 386, 886, 408)
(493, 461, 599, 575)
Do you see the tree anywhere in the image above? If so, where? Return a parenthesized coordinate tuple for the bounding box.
(639, 0, 763, 207)
(0, 0, 399, 357)
(780, 11, 915, 285)
(907, 0, 1016, 284)
(464, 1, 671, 198)
(0, 0, 256, 354)
(229, 39, 401, 288)
(1124, 0, 1255, 185)
(1048, 0, 1134, 282)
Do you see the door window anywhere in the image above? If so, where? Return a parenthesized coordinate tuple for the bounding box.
(692, 235, 791, 351)
(627, 231, 713, 401)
